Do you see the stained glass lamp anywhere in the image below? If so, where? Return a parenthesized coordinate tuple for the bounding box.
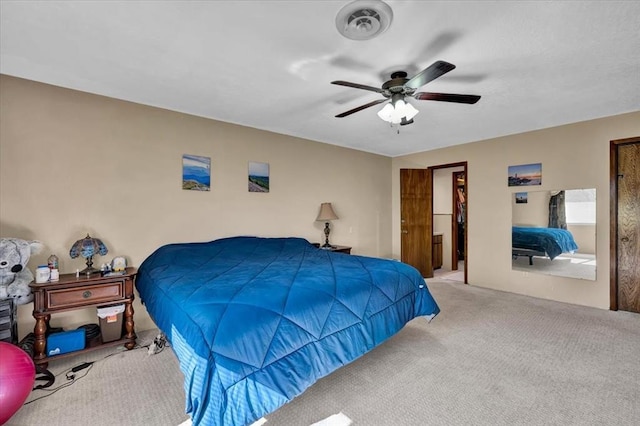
(69, 234, 108, 275)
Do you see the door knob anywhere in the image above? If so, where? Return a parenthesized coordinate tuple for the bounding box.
(401, 230, 408, 234)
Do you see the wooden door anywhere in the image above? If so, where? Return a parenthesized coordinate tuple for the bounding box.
(615, 140, 640, 313)
(400, 168, 433, 278)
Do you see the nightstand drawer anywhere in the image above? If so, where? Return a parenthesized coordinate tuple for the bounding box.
(47, 282, 124, 309)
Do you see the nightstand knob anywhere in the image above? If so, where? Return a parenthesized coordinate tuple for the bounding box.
(82, 290, 92, 299)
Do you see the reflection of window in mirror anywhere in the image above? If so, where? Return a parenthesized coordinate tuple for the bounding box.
(565, 189, 596, 225)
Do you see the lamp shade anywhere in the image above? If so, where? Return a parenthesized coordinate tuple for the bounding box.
(401, 102, 419, 120)
(316, 203, 338, 221)
(377, 103, 394, 122)
(69, 234, 108, 259)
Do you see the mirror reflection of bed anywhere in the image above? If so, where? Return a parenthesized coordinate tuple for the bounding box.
(511, 188, 596, 281)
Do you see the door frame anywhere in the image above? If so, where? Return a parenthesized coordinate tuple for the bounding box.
(451, 171, 465, 271)
(432, 161, 468, 284)
(609, 136, 640, 310)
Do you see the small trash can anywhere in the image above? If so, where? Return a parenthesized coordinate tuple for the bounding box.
(97, 304, 125, 343)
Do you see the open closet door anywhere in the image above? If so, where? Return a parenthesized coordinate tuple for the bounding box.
(400, 168, 433, 278)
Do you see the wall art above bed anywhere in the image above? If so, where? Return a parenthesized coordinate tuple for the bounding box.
(248, 161, 269, 193)
(182, 154, 211, 191)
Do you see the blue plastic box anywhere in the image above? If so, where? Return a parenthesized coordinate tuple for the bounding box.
(47, 328, 85, 356)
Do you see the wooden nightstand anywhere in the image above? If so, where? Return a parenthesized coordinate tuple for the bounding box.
(312, 243, 352, 254)
(29, 267, 137, 366)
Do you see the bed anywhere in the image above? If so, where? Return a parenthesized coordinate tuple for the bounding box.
(135, 236, 439, 426)
(512, 226, 578, 265)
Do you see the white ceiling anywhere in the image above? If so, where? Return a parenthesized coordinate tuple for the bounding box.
(1, 1, 639, 157)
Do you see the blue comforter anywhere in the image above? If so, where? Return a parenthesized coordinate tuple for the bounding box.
(512, 226, 578, 260)
(136, 237, 439, 426)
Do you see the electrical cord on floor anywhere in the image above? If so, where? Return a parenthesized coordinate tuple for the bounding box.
(23, 336, 168, 406)
(24, 363, 94, 404)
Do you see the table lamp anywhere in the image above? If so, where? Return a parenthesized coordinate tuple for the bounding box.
(316, 203, 339, 248)
(69, 234, 108, 275)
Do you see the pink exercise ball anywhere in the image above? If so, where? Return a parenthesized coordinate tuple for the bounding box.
(0, 342, 35, 425)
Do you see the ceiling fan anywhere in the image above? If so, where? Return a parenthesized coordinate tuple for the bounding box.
(331, 60, 481, 126)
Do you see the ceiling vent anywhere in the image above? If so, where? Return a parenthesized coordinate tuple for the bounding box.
(335, 0, 393, 41)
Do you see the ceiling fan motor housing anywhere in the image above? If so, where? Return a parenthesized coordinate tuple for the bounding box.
(336, 0, 393, 41)
(382, 73, 414, 97)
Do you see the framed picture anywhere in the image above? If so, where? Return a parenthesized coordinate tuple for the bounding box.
(508, 163, 541, 187)
(182, 154, 211, 191)
(515, 192, 528, 204)
(248, 161, 269, 193)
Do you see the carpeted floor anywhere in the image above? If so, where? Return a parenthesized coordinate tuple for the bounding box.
(8, 279, 640, 425)
(10, 330, 188, 426)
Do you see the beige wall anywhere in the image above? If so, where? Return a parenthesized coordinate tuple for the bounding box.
(393, 111, 640, 309)
(0, 75, 393, 338)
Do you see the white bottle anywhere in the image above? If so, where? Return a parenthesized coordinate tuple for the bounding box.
(50, 269, 60, 281)
(35, 265, 50, 283)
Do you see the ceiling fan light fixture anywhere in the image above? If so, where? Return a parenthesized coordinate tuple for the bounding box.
(377, 100, 419, 124)
(336, 0, 393, 41)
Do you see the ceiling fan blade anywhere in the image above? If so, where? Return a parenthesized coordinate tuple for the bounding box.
(331, 80, 385, 94)
(335, 99, 388, 118)
(404, 60, 456, 89)
(413, 92, 481, 104)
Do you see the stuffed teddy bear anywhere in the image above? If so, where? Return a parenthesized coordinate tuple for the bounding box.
(0, 238, 44, 305)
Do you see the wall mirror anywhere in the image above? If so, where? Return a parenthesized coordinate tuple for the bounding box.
(511, 188, 596, 280)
